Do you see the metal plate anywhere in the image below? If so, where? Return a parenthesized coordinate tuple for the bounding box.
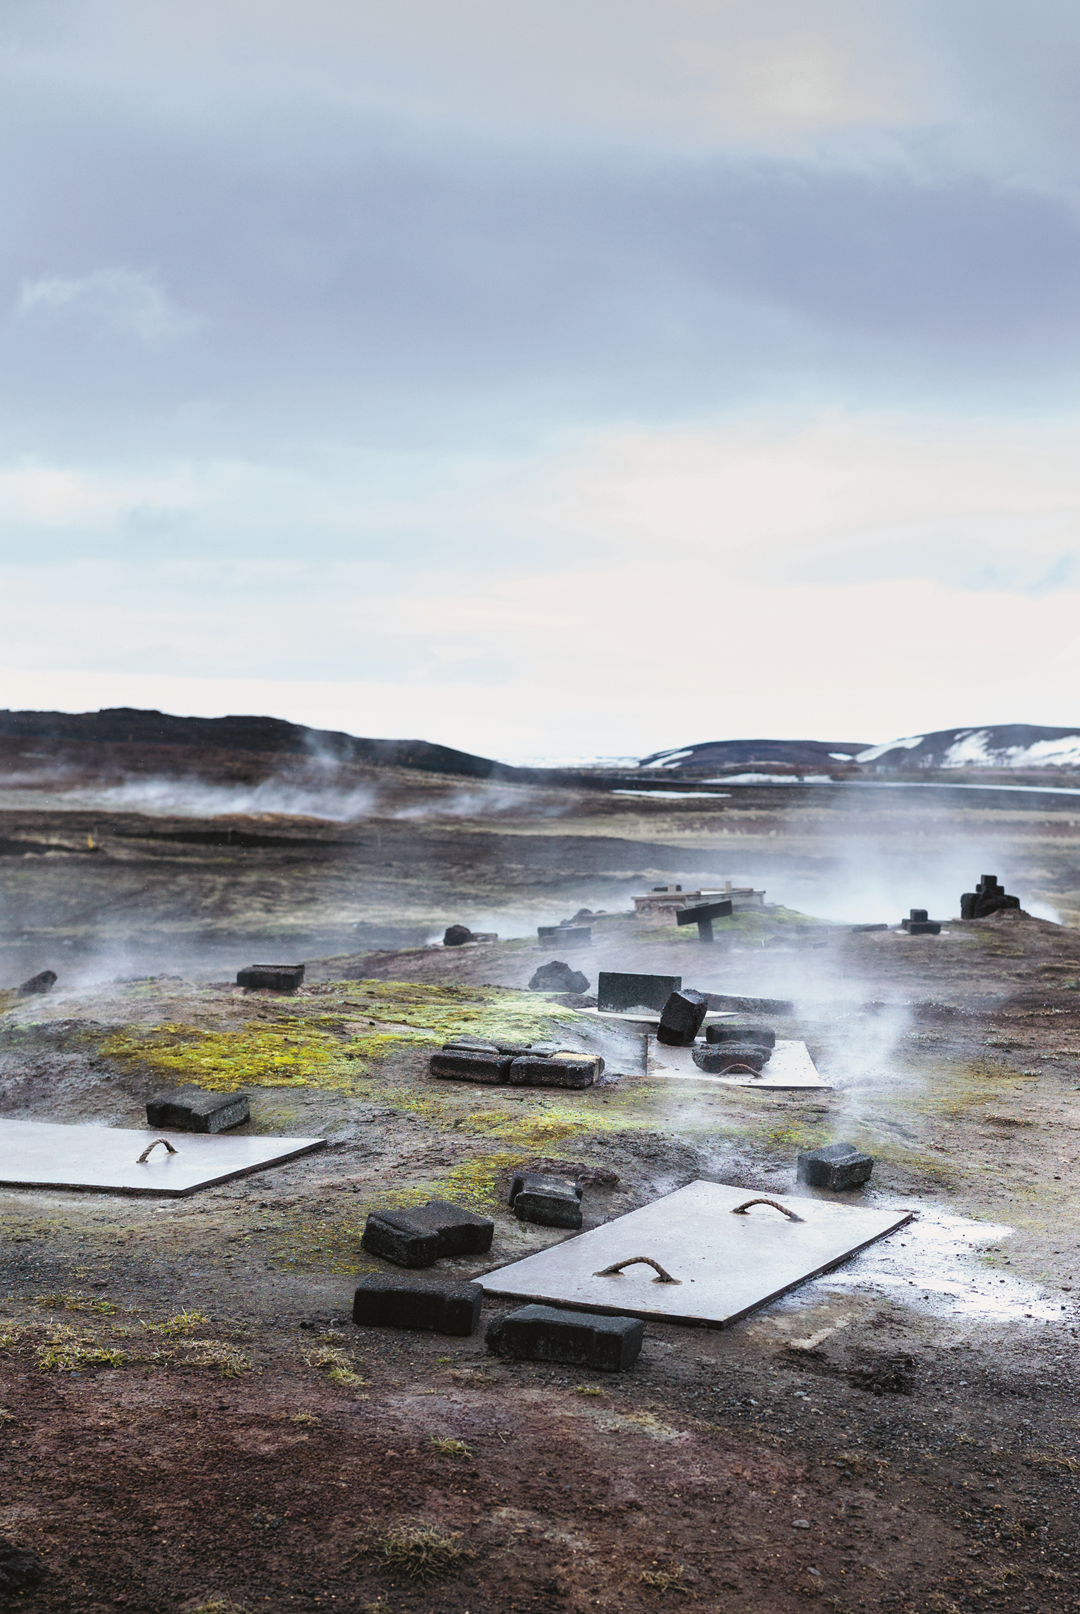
(579, 1008, 735, 1027)
(647, 1037, 829, 1089)
(0, 1119, 325, 1196)
(481, 1180, 911, 1326)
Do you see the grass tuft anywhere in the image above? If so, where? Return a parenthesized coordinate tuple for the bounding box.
(429, 1436, 471, 1457)
(372, 1523, 471, 1582)
(305, 1345, 367, 1386)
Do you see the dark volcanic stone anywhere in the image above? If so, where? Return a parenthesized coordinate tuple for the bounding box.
(360, 1211, 440, 1268)
(17, 969, 56, 996)
(907, 920, 941, 935)
(656, 988, 709, 1046)
(692, 1043, 770, 1074)
(851, 923, 889, 933)
(430, 1049, 513, 1084)
(443, 924, 474, 946)
(398, 1199, 494, 1257)
(507, 1055, 599, 1089)
(509, 1172, 584, 1228)
(797, 1142, 874, 1191)
(597, 971, 681, 1013)
(361, 1202, 493, 1266)
(145, 1086, 250, 1133)
(705, 1023, 776, 1047)
(236, 963, 304, 991)
(528, 960, 590, 994)
(353, 1274, 482, 1335)
(486, 1304, 643, 1371)
(0, 1537, 43, 1594)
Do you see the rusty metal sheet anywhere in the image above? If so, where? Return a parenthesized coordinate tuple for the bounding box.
(0, 1119, 325, 1196)
(481, 1180, 911, 1326)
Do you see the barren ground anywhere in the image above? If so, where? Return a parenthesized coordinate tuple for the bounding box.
(1, 778, 1080, 1614)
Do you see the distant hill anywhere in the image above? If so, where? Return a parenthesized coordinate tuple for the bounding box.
(0, 707, 517, 782)
(638, 738, 868, 774)
(855, 725, 1080, 771)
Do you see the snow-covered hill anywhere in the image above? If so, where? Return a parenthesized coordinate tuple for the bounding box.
(857, 725, 1080, 770)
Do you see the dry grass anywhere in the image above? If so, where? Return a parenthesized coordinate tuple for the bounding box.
(37, 1328, 128, 1372)
(305, 1344, 367, 1386)
(372, 1523, 471, 1582)
(639, 1564, 690, 1594)
(144, 1309, 212, 1337)
(184, 1599, 252, 1614)
(33, 1291, 118, 1315)
(179, 1340, 252, 1378)
(429, 1436, 471, 1457)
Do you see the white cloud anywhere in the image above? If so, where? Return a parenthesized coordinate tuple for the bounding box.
(15, 268, 203, 348)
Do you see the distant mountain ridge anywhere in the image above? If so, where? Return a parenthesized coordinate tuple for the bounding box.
(0, 707, 513, 781)
(854, 725, 1080, 771)
(639, 726, 1080, 775)
(639, 737, 868, 773)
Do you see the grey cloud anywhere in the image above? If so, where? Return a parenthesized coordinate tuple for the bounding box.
(1, 71, 1080, 463)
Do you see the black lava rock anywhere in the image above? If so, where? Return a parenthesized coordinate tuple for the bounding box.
(528, 960, 590, 994)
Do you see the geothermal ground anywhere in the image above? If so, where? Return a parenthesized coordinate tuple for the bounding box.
(2, 775, 1080, 1613)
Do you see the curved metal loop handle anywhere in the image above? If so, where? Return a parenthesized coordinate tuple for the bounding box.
(731, 1197, 804, 1223)
(593, 1255, 681, 1285)
(136, 1138, 178, 1164)
(722, 1063, 764, 1077)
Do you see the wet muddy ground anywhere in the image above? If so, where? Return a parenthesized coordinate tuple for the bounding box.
(2, 781, 1080, 1612)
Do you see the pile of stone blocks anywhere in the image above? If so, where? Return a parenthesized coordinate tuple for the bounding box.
(360, 1200, 494, 1268)
(145, 1086, 251, 1133)
(900, 909, 941, 935)
(236, 963, 304, 991)
(960, 874, 1021, 921)
(486, 1304, 643, 1370)
(797, 1142, 874, 1190)
(430, 1040, 603, 1089)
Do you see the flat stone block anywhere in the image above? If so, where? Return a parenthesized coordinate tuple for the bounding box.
(656, 989, 709, 1046)
(692, 1043, 770, 1074)
(907, 921, 941, 935)
(509, 1172, 584, 1229)
(486, 1304, 643, 1371)
(537, 925, 591, 947)
(597, 972, 681, 1013)
(353, 1274, 482, 1335)
(705, 1023, 776, 1047)
(145, 1086, 250, 1133)
(236, 963, 304, 991)
(430, 1049, 513, 1084)
(797, 1142, 874, 1191)
(361, 1211, 441, 1268)
(401, 1199, 495, 1257)
(507, 1055, 598, 1089)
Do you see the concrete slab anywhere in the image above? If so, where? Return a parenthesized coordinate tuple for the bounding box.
(0, 1119, 325, 1196)
(481, 1180, 911, 1327)
(647, 1037, 829, 1089)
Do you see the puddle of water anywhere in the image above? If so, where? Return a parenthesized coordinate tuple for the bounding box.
(765, 1202, 1069, 1325)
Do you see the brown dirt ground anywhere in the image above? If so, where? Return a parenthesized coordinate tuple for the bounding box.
(2, 787, 1080, 1613)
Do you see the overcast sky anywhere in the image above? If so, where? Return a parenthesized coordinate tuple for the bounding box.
(2, 0, 1080, 761)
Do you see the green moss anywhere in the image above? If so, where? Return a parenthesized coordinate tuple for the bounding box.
(97, 981, 580, 1094)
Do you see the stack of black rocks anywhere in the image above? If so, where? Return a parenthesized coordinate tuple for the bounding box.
(960, 874, 1021, 920)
